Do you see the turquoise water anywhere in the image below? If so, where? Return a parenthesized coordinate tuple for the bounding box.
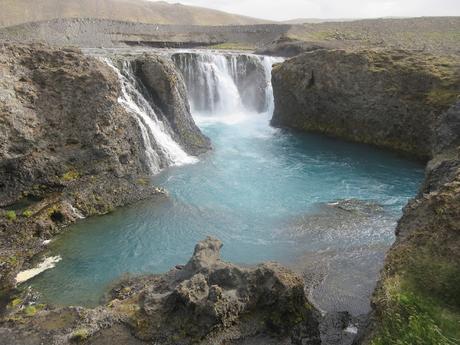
(27, 113, 424, 308)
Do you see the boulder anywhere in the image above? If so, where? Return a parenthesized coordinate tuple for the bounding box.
(126, 237, 321, 344)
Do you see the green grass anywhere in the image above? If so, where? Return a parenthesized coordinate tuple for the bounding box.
(5, 210, 17, 221)
(70, 328, 91, 342)
(22, 210, 33, 218)
(23, 305, 37, 317)
(372, 245, 460, 345)
(62, 170, 80, 182)
(372, 281, 460, 345)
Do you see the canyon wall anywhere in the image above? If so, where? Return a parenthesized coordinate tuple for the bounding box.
(272, 49, 460, 344)
(271, 49, 459, 160)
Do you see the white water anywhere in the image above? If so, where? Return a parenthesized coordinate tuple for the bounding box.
(15, 256, 62, 284)
(102, 58, 197, 174)
(30, 51, 424, 314)
(172, 52, 282, 119)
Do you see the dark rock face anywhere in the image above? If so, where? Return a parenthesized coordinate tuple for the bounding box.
(233, 54, 268, 113)
(0, 237, 321, 345)
(271, 49, 459, 159)
(131, 55, 211, 155)
(0, 43, 209, 291)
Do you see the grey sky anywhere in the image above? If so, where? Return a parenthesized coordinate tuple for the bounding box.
(159, 0, 460, 21)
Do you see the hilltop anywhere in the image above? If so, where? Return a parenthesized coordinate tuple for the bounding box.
(0, 0, 272, 27)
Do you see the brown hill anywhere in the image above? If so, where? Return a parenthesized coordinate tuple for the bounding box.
(0, 0, 272, 27)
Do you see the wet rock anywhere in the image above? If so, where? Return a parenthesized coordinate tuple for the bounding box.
(132, 55, 211, 155)
(233, 55, 268, 113)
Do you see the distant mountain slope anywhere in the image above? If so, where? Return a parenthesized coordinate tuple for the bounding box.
(0, 0, 272, 27)
(282, 18, 356, 24)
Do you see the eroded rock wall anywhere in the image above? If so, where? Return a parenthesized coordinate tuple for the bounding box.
(271, 49, 459, 160)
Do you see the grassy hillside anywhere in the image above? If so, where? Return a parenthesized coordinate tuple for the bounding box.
(0, 0, 272, 27)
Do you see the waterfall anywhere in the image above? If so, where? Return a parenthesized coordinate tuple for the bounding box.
(172, 52, 282, 117)
(102, 58, 197, 174)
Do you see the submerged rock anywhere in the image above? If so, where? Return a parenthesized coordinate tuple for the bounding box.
(0, 237, 321, 345)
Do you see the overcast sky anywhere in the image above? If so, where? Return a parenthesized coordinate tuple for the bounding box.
(160, 0, 460, 21)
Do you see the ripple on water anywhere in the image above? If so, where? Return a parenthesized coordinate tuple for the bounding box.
(26, 114, 424, 310)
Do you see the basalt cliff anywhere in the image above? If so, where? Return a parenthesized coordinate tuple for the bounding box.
(271, 49, 460, 344)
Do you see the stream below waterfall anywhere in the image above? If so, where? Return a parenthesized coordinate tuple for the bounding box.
(24, 50, 424, 316)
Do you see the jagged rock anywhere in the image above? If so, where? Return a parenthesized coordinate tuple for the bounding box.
(127, 237, 321, 344)
(0, 238, 321, 345)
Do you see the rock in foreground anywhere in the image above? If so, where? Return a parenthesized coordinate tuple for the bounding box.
(1, 237, 321, 345)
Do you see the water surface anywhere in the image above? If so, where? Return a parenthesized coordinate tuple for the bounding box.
(28, 113, 424, 311)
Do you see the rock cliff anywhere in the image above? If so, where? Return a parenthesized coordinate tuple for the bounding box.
(271, 48, 460, 344)
(0, 237, 321, 345)
(271, 49, 459, 159)
(0, 43, 209, 291)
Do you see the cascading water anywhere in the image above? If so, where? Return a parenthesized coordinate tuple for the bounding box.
(172, 52, 282, 117)
(102, 58, 197, 174)
(28, 50, 424, 317)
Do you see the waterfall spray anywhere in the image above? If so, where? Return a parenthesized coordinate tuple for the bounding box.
(172, 52, 282, 118)
(102, 58, 197, 174)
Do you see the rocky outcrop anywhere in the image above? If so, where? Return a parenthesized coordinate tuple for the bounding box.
(0, 237, 321, 345)
(271, 47, 460, 344)
(131, 55, 211, 155)
(0, 43, 208, 291)
(271, 49, 460, 159)
(363, 148, 460, 344)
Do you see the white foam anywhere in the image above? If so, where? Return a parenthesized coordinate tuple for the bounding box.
(345, 325, 358, 334)
(101, 58, 197, 173)
(15, 256, 62, 284)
